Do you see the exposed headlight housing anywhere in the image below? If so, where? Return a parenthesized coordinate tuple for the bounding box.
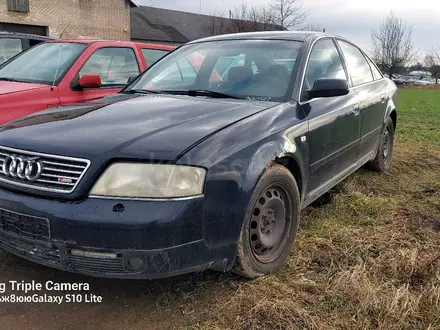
(90, 163, 206, 198)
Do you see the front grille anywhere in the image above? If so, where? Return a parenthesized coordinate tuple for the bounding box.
(0, 208, 50, 242)
(67, 253, 126, 273)
(0, 231, 60, 264)
(0, 146, 90, 193)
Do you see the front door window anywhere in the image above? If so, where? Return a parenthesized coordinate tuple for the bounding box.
(79, 47, 140, 87)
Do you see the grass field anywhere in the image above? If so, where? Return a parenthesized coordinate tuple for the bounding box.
(0, 88, 439, 330)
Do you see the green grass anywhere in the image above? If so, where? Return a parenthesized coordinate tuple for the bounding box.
(397, 88, 440, 144)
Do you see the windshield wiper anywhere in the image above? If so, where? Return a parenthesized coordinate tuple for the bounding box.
(123, 89, 161, 95)
(0, 77, 24, 82)
(160, 89, 244, 99)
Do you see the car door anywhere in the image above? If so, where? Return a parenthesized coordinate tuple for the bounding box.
(299, 38, 361, 199)
(58, 46, 141, 105)
(336, 40, 387, 160)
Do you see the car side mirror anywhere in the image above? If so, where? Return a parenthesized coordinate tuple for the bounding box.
(306, 78, 349, 100)
(127, 75, 137, 84)
(79, 74, 102, 89)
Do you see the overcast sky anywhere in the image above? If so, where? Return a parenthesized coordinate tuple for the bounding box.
(135, 0, 439, 55)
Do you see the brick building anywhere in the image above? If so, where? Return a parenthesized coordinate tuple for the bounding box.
(0, 0, 136, 41)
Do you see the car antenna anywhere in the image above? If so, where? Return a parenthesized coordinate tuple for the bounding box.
(51, 44, 62, 92)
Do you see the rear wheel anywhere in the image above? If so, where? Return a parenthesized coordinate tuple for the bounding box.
(367, 117, 395, 172)
(232, 165, 300, 278)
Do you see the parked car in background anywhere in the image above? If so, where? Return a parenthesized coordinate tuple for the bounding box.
(0, 32, 53, 65)
(392, 76, 410, 85)
(393, 74, 436, 86)
(0, 39, 174, 124)
(0, 31, 397, 279)
(412, 77, 436, 86)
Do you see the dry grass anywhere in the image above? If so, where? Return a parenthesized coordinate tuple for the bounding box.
(177, 89, 440, 330)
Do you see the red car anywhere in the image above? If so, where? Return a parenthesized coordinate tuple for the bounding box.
(0, 39, 175, 124)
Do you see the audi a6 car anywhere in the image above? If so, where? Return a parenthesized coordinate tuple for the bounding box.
(0, 32, 397, 279)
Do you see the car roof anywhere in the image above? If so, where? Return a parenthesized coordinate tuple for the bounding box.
(187, 31, 357, 46)
(45, 39, 175, 50)
(188, 31, 332, 44)
(0, 32, 54, 40)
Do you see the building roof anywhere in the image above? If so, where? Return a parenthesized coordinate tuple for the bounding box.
(131, 6, 282, 44)
(127, 0, 138, 8)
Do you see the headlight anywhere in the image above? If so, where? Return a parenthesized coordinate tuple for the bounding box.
(90, 163, 206, 198)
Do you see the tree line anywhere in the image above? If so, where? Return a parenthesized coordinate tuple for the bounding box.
(201, 0, 321, 36)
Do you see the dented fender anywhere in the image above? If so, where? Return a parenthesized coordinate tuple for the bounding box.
(179, 102, 309, 246)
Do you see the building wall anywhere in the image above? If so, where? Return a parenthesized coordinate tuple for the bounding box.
(0, 0, 131, 40)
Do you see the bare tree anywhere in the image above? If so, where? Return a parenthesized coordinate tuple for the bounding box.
(228, 3, 278, 33)
(371, 12, 416, 79)
(269, 0, 308, 30)
(424, 49, 440, 84)
(229, 3, 255, 32)
(200, 10, 230, 37)
(258, 7, 277, 31)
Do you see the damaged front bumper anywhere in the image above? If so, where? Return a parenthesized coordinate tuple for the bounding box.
(0, 190, 236, 279)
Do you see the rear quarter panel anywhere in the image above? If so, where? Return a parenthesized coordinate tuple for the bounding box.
(384, 78, 398, 123)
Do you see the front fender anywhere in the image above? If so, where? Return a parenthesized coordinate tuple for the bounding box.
(178, 103, 308, 246)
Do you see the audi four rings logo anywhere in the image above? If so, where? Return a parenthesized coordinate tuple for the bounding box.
(2, 156, 43, 181)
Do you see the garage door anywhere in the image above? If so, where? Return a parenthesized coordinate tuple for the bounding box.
(0, 22, 47, 36)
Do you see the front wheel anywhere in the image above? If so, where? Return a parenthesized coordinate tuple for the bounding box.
(232, 165, 300, 278)
(366, 117, 395, 172)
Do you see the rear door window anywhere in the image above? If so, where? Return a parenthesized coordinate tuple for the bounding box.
(365, 56, 383, 80)
(141, 48, 169, 66)
(0, 38, 23, 65)
(79, 47, 140, 87)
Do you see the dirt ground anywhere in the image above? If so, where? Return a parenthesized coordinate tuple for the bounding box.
(0, 251, 199, 330)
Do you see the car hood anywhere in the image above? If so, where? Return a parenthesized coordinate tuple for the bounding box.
(0, 80, 49, 95)
(0, 93, 275, 161)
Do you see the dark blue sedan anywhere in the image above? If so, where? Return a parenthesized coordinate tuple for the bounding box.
(0, 31, 397, 278)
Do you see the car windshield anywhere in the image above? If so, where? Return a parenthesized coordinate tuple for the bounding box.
(127, 40, 302, 101)
(0, 42, 87, 85)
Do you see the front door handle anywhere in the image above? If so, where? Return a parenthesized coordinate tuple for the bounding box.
(352, 103, 360, 115)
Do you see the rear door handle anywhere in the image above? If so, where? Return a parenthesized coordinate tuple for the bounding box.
(380, 94, 385, 103)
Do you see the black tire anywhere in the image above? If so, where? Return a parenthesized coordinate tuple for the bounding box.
(232, 165, 300, 278)
(367, 117, 395, 172)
